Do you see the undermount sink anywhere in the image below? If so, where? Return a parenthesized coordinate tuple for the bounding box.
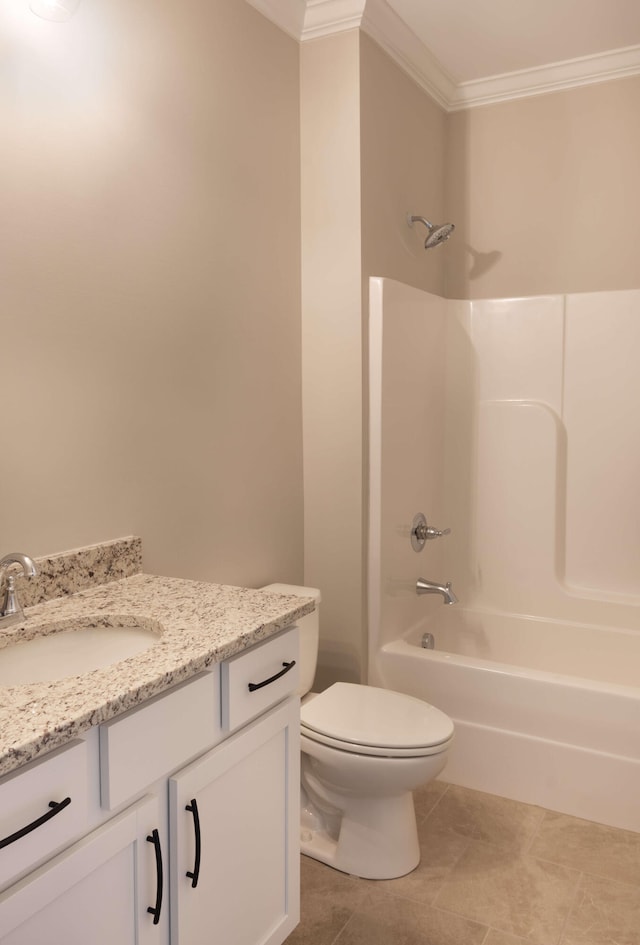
(0, 617, 164, 686)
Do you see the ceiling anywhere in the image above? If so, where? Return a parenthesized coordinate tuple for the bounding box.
(248, 0, 640, 109)
(386, 0, 640, 84)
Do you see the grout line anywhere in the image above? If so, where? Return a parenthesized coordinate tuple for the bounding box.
(429, 899, 492, 934)
(429, 833, 475, 910)
(555, 869, 584, 945)
(529, 851, 640, 892)
(331, 908, 360, 945)
(522, 805, 548, 856)
(479, 927, 492, 945)
(417, 781, 450, 827)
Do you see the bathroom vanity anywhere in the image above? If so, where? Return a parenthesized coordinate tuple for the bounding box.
(0, 545, 313, 945)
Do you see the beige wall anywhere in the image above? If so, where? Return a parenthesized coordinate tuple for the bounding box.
(301, 31, 364, 686)
(445, 76, 640, 299)
(360, 33, 447, 299)
(300, 31, 448, 686)
(2, 0, 303, 587)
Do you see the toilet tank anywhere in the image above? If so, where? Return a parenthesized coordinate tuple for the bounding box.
(260, 584, 321, 697)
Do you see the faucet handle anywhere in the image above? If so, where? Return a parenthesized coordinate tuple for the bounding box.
(411, 513, 451, 552)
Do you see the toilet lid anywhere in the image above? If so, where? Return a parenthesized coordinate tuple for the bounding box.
(300, 683, 454, 754)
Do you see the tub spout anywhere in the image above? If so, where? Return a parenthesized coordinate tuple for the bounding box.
(416, 578, 458, 605)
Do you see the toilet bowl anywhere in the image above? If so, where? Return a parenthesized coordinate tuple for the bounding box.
(261, 584, 454, 880)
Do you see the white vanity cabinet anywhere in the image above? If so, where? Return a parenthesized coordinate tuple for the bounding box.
(0, 739, 90, 893)
(0, 794, 161, 945)
(170, 627, 301, 945)
(0, 625, 300, 945)
(170, 697, 299, 945)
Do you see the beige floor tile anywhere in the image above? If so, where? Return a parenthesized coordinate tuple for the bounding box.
(334, 891, 488, 945)
(285, 855, 366, 945)
(364, 817, 471, 905)
(289, 792, 640, 945)
(561, 873, 640, 945)
(529, 811, 640, 885)
(414, 779, 450, 822)
(433, 840, 580, 944)
(427, 785, 544, 851)
(484, 931, 554, 945)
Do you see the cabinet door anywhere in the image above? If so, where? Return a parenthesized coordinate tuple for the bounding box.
(0, 739, 89, 892)
(170, 697, 300, 945)
(0, 794, 165, 945)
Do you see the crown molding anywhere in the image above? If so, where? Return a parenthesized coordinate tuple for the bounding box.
(360, 0, 456, 110)
(450, 44, 640, 110)
(302, 0, 365, 40)
(245, 0, 640, 110)
(245, 0, 307, 40)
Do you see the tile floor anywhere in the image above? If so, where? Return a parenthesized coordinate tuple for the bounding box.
(286, 781, 640, 945)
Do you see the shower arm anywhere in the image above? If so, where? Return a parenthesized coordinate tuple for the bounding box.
(407, 215, 434, 230)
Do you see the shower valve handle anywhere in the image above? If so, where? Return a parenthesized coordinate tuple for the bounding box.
(416, 524, 451, 540)
(411, 514, 451, 552)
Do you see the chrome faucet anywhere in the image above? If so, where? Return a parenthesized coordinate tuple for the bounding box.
(416, 577, 458, 605)
(0, 553, 38, 627)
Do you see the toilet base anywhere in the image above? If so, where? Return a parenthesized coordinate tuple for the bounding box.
(300, 790, 420, 880)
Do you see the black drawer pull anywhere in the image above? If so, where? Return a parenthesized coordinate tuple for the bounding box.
(146, 828, 164, 925)
(185, 799, 201, 889)
(248, 660, 296, 692)
(0, 797, 71, 850)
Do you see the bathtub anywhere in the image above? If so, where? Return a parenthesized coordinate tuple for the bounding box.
(373, 608, 640, 832)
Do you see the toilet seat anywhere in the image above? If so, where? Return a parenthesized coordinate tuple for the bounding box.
(300, 683, 454, 758)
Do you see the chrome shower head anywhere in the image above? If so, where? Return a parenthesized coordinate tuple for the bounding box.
(408, 214, 455, 249)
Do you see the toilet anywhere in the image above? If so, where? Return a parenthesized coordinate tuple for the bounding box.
(261, 583, 454, 880)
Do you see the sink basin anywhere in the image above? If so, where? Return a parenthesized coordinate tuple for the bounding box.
(0, 617, 163, 686)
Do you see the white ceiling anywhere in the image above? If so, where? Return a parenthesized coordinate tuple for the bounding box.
(248, 0, 640, 109)
(386, 0, 640, 83)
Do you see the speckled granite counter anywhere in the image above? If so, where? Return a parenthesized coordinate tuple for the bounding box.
(0, 572, 314, 778)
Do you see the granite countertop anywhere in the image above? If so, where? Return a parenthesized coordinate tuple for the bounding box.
(0, 573, 314, 777)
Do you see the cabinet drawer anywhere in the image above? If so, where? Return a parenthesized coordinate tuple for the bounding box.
(0, 739, 90, 891)
(100, 670, 221, 810)
(221, 627, 299, 732)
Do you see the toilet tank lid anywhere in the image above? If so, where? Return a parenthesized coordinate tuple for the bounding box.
(261, 583, 321, 602)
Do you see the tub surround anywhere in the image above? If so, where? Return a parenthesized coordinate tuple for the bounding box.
(0, 539, 314, 778)
(367, 278, 640, 834)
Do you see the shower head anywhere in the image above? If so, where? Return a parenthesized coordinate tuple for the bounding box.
(408, 214, 455, 249)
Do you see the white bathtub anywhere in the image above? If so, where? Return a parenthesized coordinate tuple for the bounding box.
(373, 608, 640, 832)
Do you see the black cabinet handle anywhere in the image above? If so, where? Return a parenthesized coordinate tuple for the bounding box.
(0, 797, 71, 851)
(185, 799, 201, 889)
(146, 829, 164, 925)
(248, 660, 296, 692)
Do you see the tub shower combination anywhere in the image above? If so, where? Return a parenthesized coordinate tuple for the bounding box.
(368, 276, 640, 833)
(374, 608, 640, 832)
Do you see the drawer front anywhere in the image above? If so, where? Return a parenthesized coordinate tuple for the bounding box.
(0, 739, 90, 891)
(221, 627, 299, 732)
(100, 670, 221, 810)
